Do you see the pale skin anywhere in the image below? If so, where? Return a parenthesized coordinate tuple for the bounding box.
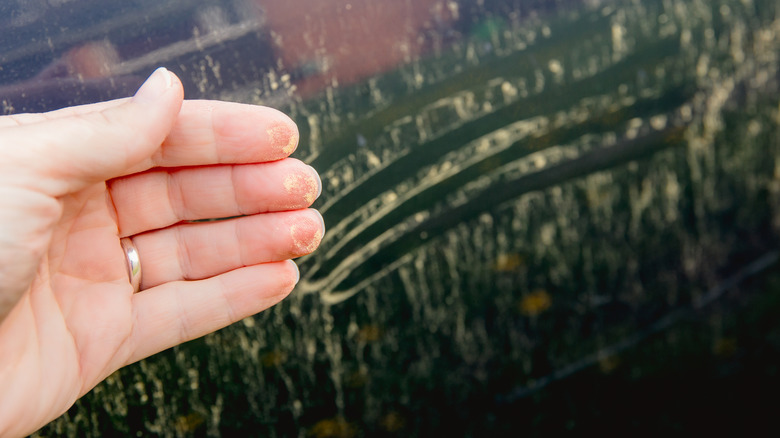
(0, 68, 324, 437)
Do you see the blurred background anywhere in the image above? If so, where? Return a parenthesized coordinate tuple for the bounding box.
(3, 0, 780, 435)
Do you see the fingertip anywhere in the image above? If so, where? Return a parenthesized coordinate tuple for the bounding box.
(272, 260, 299, 304)
(267, 118, 300, 156)
(282, 164, 322, 206)
(259, 260, 299, 300)
(290, 209, 325, 256)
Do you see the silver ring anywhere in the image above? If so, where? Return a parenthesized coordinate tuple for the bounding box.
(120, 237, 142, 293)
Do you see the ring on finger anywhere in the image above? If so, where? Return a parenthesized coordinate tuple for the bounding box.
(120, 237, 142, 293)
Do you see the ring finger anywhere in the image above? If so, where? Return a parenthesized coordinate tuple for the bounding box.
(130, 208, 324, 289)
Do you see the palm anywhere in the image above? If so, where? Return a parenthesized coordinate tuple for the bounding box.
(4, 183, 134, 424)
(45, 183, 136, 386)
(0, 71, 323, 437)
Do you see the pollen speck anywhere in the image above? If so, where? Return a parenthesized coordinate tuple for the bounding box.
(267, 122, 299, 155)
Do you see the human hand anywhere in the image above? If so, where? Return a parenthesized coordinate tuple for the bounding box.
(0, 68, 324, 437)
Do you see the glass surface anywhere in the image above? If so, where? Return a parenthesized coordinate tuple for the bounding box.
(3, 0, 780, 435)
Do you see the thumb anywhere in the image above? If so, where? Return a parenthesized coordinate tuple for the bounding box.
(0, 67, 184, 196)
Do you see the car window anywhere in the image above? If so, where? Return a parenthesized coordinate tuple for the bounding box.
(4, 0, 780, 435)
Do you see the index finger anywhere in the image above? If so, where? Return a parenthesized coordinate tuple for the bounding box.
(144, 100, 299, 170)
(2, 98, 300, 170)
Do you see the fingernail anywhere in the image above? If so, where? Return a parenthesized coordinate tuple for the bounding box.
(133, 67, 173, 104)
(314, 209, 326, 235)
(289, 260, 300, 284)
(308, 165, 322, 201)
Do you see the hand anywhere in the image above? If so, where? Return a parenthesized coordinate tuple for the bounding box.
(0, 68, 324, 437)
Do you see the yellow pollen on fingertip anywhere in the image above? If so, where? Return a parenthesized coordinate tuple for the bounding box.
(283, 172, 319, 205)
(291, 222, 324, 254)
(267, 123, 299, 155)
(284, 130, 300, 155)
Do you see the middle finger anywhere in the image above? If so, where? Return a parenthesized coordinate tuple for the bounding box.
(109, 158, 321, 236)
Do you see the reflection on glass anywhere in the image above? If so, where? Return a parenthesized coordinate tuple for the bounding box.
(3, 0, 780, 435)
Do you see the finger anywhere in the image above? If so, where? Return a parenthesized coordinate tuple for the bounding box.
(0, 91, 299, 172)
(132, 209, 324, 289)
(109, 159, 322, 236)
(140, 99, 299, 172)
(126, 260, 299, 363)
(0, 68, 183, 197)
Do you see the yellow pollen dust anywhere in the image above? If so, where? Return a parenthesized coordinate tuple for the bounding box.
(291, 222, 323, 254)
(267, 123, 299, 155)
(284, 172, 318, 205)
